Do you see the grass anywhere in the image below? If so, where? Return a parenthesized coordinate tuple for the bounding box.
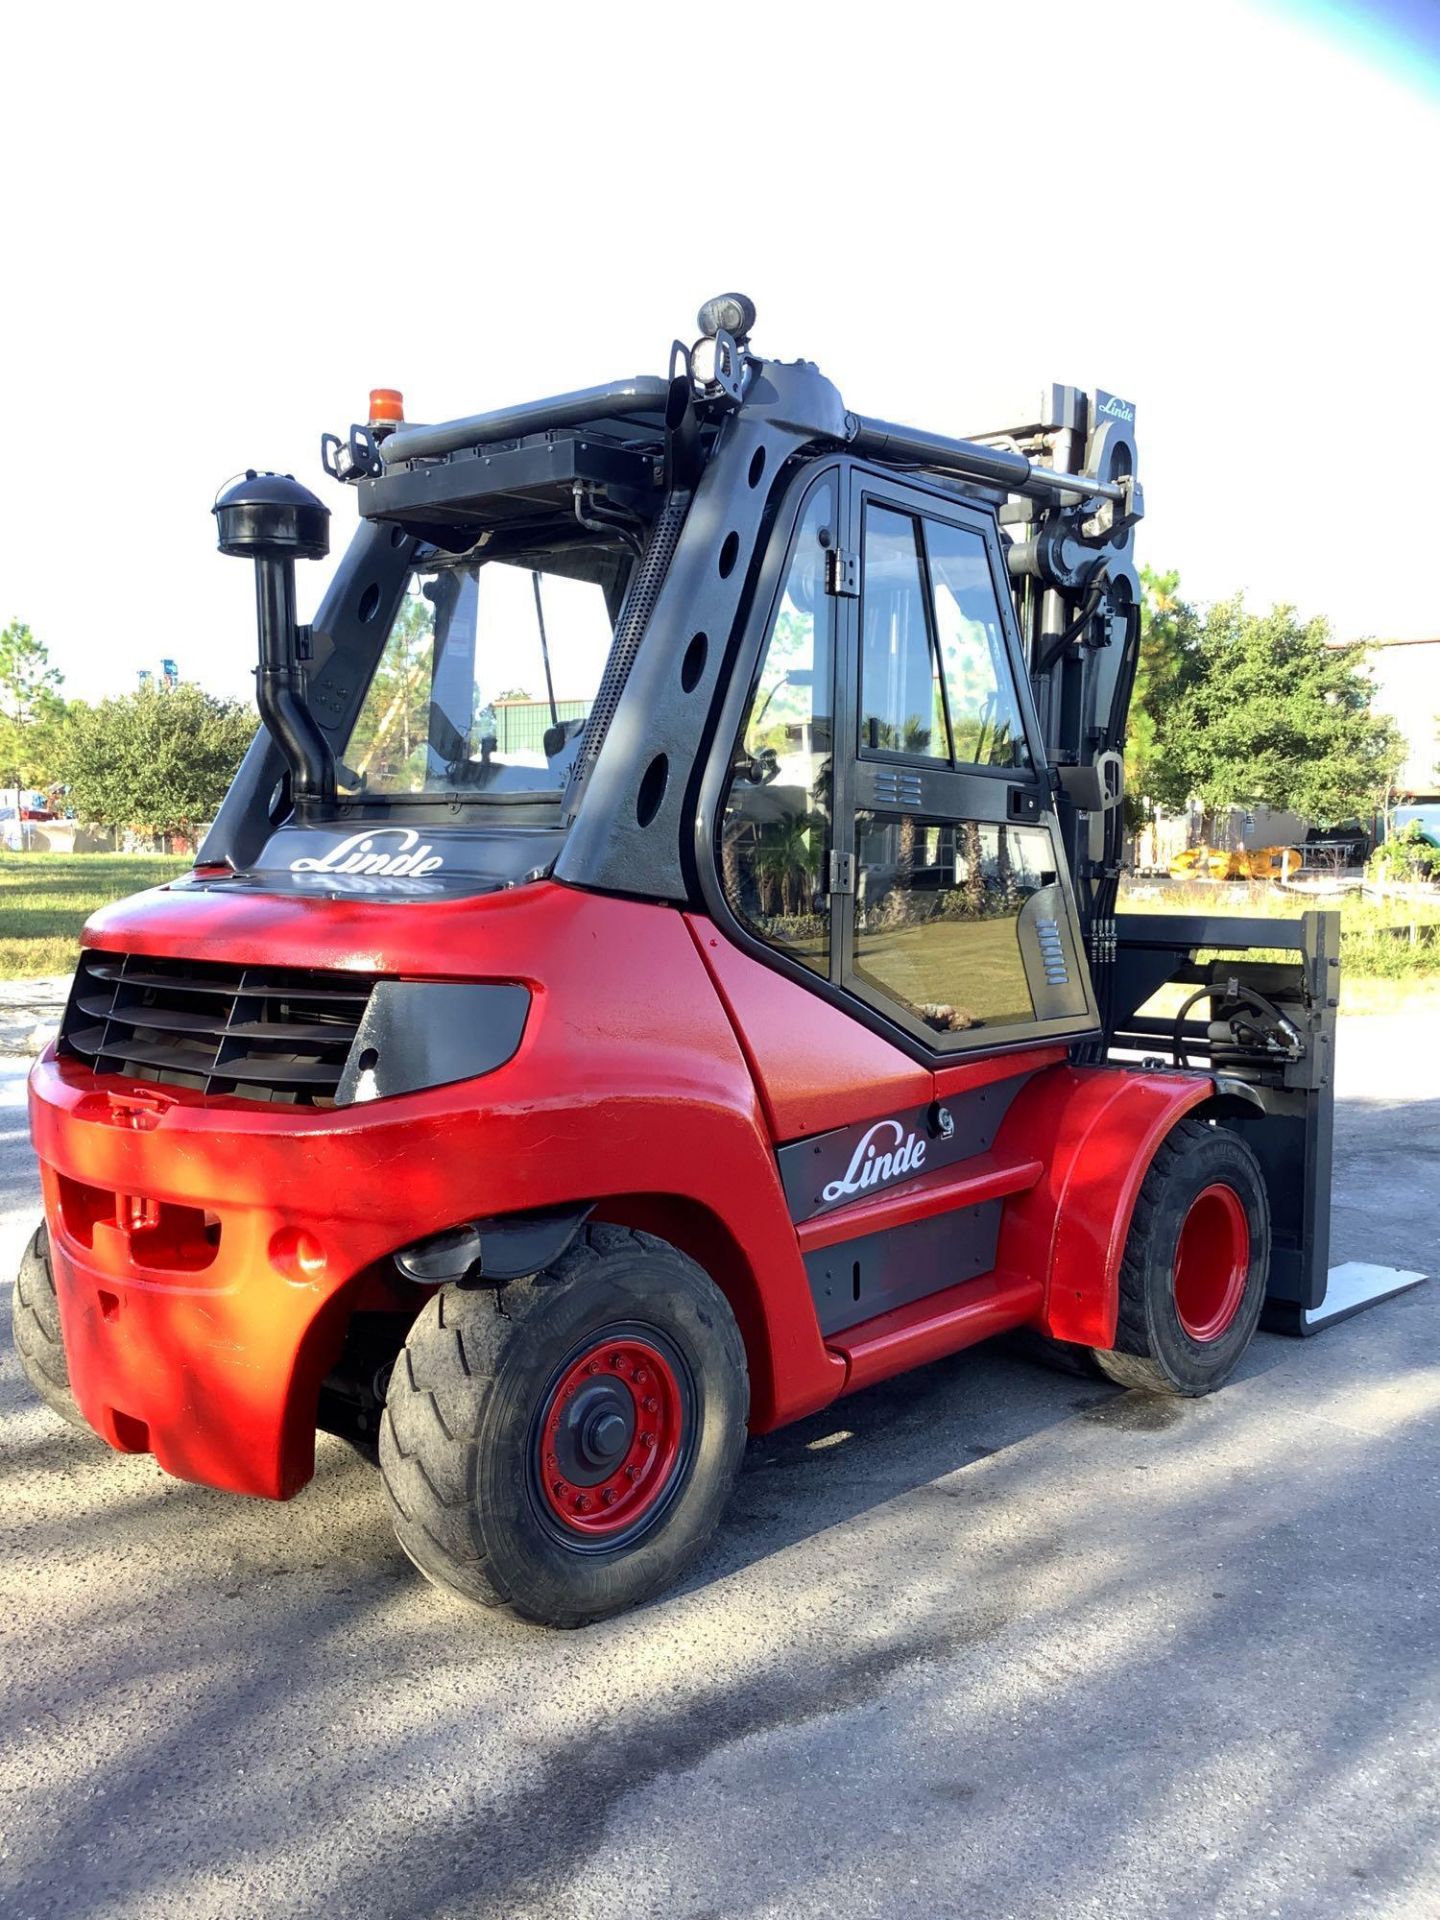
(2, 854, 1437, 1020)
(1120, 878, 1440, 1012)
(0, 854, 188, 980)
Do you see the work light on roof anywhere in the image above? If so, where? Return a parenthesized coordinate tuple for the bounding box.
(696, 292, 756, 342)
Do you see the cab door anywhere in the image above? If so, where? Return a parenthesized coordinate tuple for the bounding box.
(829, 469, 1096, 1054)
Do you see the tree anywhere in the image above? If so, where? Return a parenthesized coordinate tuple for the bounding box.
(53, 682, 256, 840)
(0, 620, 66, 791)
(1157, 596, 1401, 827)
(1123, 568, 1200, 824)
(346, 591, 435, 783)
(1125, 578, 1402, 832)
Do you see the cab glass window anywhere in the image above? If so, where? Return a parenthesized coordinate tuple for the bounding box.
(860, 507, 947, 760)
(853, 815, 1056, 1033)
(718, 479, 836, 975)
(924, 519, 1031, 770)
(341, 557, 621, 797)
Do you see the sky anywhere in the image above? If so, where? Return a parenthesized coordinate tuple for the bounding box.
(3, 0, 1438, 706)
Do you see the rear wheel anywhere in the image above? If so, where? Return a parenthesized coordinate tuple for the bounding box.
(11, 1222, 87, 1429)
(1093, 1117, 1270, 1396)
(379, 1225, 749, 1626)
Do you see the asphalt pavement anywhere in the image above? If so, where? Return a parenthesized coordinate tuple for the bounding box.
(0, 1015, 1436, 1920)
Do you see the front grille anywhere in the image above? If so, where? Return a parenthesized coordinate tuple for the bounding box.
(61, 949, 378, 1106)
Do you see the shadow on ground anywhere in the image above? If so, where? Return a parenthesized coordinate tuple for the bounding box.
(0, 1077, 1435, 1919)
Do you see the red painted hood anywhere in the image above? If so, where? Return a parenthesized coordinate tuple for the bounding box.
(82, 872, 564, 980)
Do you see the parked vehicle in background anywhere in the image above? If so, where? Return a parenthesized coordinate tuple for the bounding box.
(1394, 803, 1440, 849)
(1304, 820, 1371, 871)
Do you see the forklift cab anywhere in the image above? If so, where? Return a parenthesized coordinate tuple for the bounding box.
(706, 460, 1096, 1063)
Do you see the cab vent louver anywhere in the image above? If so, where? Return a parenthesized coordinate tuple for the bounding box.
(1035, 917, 1070, 987)
(60, 950, 379, 1106)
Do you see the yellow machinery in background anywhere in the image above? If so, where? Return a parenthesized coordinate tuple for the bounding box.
(1169, 845, 1302, 882)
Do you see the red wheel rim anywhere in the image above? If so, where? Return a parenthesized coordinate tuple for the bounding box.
(536, 1337, 687, 1538)
(1173, 1183, 1251, 1342)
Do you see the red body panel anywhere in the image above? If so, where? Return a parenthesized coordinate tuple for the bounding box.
(30, 883, 842, 1496)
(836, 1269, 1046, 1394)
(29, 878, 1212, 1501)
(687, 919, 929, 1140)
(795, 1153, 1043, 1256)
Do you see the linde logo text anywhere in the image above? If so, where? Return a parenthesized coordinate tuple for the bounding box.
(822, 1119, 927, 1205)
(290, 827, 445, 877)
(1098, 394, 1134, 424)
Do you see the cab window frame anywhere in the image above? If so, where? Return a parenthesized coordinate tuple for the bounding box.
(714, 472, 838, 979)
(856, 493, 1041, 782)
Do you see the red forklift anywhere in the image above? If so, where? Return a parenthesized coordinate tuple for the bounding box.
(15, 295, 1347, 1625)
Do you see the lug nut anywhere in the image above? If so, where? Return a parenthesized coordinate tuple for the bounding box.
(601, 1488, 617, 1506)
(552, 1480, 568, 1498)
(625, 1464, 641, 1481)
(575, 1493, 592, 1512)
(641, 1432, 657, 1451)
(587, 1360, 601, 1375)
(610, 1352, 626, 1370)
(644, 1396, 659, 1413)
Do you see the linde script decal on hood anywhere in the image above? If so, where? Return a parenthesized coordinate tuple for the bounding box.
(289, 827, 444, 877)
(217, 820, 561, 899)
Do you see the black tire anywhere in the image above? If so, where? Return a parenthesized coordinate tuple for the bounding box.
(11, 1222, 87, 1429)
(1006, 1328, 1106, 1380)
(1092, 1117, 1271, 1396)
(380, 1225, 749, 1627)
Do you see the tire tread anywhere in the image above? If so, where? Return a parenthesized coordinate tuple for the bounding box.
(1093, 1118, 1268, 1397)
(379, 1226, 746, 1623)
(10, 1224, 88, 1429)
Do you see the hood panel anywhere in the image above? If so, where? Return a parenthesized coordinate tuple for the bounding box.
(181, 820, 566, 904)
(81, 873, 576, 978)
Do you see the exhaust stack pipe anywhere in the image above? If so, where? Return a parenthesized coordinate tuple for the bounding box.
(213, 471, 334, 805)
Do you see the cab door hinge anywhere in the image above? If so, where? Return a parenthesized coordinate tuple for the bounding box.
(825, 547, 859, 598)
(828, 850, 855, 894)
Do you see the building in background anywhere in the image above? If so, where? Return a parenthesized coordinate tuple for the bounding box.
(1362, 637, 1440, 803)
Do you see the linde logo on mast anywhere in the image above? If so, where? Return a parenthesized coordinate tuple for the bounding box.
(289, 827, 445, 878)
(821, 1119, 927, 1205)
(1096, 391, 1135, 426)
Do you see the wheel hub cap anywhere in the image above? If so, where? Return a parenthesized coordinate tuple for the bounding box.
(1174, 1183, 1251, 1342)
(537, 1337, 686, 1537)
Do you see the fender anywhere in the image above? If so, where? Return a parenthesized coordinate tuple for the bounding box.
(997, 1063, 1214, 1349)
(394, 1206, 593, 1283)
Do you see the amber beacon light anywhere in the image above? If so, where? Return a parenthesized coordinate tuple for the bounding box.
(368, 388, 405, 430)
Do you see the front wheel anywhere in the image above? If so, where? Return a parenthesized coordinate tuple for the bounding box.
(1093, 1117, 1271, 1396)
(11, 1222, 88, 1429)
(380, 1225, 749, 1626)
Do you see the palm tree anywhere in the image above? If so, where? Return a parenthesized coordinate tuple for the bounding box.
(996, 822, 1015, 908)
(753, 807, 824, 920)
(962, 819, 987, 916)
